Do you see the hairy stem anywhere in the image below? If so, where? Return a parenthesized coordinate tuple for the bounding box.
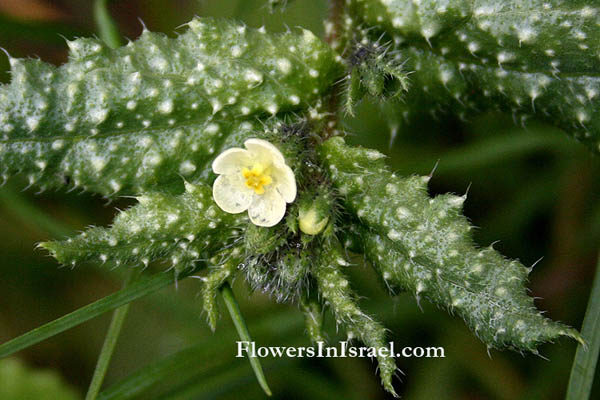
(323, 0, 346, 138)
(325, 0, 345, 50)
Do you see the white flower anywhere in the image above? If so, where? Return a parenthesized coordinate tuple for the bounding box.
(212, 138, 296, 227)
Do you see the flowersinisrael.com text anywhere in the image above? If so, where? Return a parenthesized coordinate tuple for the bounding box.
(236, 341, 445, 359)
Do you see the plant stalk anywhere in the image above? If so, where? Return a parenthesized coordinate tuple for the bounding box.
(220, 283, 272, 396)
(94, 0, 123, 49)
(85, 268, 139, 400)
(566, 252, 600, 400)
(323, 0, 346, 139)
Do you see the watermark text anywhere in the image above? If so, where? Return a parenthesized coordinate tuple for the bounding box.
(236, 341, 445, 359)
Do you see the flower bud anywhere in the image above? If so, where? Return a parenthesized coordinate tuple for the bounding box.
(298, 194, 330, 235)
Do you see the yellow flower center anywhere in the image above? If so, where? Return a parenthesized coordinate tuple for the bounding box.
(242, 164, 272, 195)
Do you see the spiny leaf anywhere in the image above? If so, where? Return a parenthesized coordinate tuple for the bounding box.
(314, 240, 398, 397)
(349, 0, 600, 152)
(0, 17, 343, 196)
(320, 136, 583, 352)
(40, 182, 245, 272)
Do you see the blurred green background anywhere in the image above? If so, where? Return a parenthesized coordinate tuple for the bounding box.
(0, 1, 599, 399)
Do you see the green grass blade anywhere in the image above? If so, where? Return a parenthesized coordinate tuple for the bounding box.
(0, 271, 186, 359)
(220, 283, 272, 396)
(85, 268, 139, 400)
(99, 312, 303, 400)
(566, 253, 600, 400)
(94, 0, 123, 49)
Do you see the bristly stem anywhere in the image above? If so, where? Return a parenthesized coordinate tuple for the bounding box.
(85, 268, 138, 400)
(94, 0, 123, 49)
(325, 0, 345, 51)
(566, 252, 600, 400)
(323, 0, 346, 139)
(220, 283, 272, 396)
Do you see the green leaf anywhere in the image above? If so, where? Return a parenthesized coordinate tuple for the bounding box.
(0, 17, 343, 196)
(220, 283, 272, 397)
(0, 271, 186, 359)
(40, 182, 245, 271)
(320, 136, 582, 352)
(313, 240, 398, 397)
(349, 0, 600, 153)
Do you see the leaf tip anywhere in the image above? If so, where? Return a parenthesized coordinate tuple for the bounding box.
(565, 327, 586, 348)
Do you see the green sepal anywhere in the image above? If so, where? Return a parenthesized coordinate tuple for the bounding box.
(343, 38, 410, 116)
(244, 223, 288, 255)
(243, 241, 311, 303)
(297, 191, 332, 236)
(200, 249, 243, 331)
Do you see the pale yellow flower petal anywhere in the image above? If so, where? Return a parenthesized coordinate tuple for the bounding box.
(244, 138, 285, 165)
(212, 174, 253, 213)
(212, 147, 252, 175)
(272, 161, 296, 203)
(247, 189, 286, 227)
(212, 138, 296, 226)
